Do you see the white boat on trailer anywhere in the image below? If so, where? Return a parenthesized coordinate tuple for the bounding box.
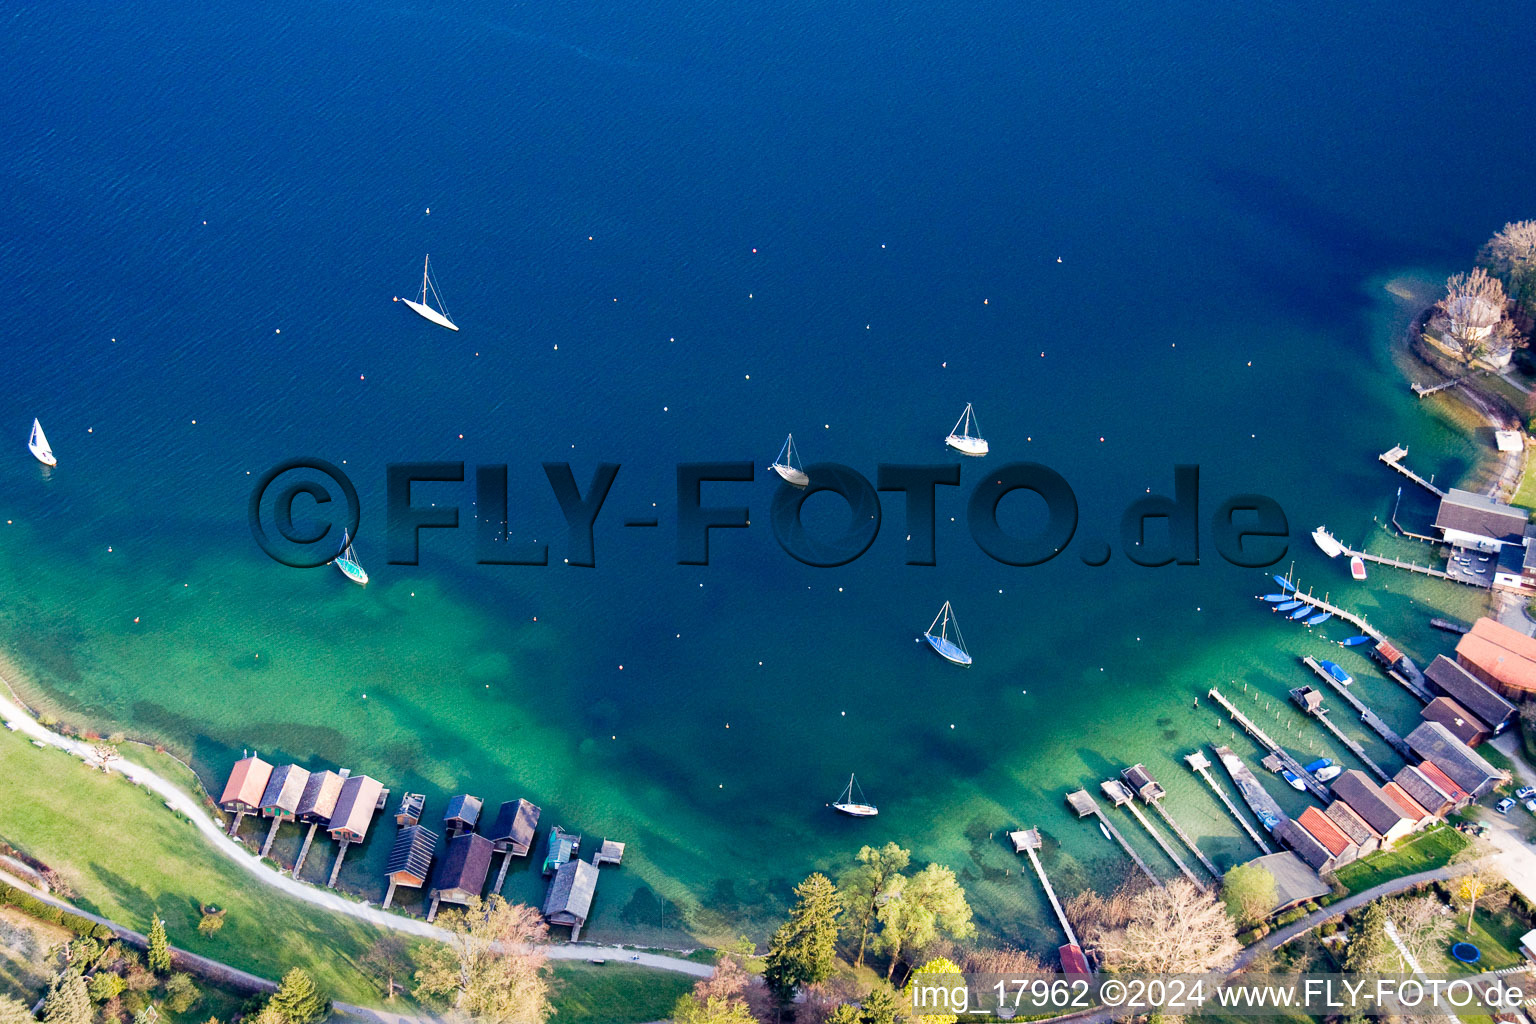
(399, 254, 459, 331)
(832, 774, 878, 817)
(27, 419, 54, 467)
(944, 403, 988, 456)
(923, 600, 972, 666)
(770, 433, 809, 487)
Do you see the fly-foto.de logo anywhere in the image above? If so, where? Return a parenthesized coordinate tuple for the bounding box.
(248, 459, 1290, 570)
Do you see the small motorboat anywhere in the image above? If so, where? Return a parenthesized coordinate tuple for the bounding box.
(1350, 555, 1367, 581)
(1306, 611, 1332, 626)
(1340, 636, 1372, 647)
(1304, 757, 1336, 774)
(1315, 765, 1343, 783)
(1099, 822, 1111, 842)
(1279, 768, 1307, 791)
(1319, 661, 1353, 686)
(1276, 600, 1303, 612)
(1290, 606, 1312, 620)
(1273, 574, 1295, 592)
(1262, 593, 1291, 602)
(1311, 526, 1344, 559)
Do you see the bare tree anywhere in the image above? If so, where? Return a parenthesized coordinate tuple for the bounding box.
(1085, 879, 1240, 974)
(411, 896, 551, 1024)
(1433, 268, 1519, 361)
(1383, 895, 1452, 968)
(1453, 870, 1509, 936)
(90, 743, 122, 773)
(1482, 220, 1536, 308)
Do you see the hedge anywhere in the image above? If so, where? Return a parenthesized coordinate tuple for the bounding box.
(0, 880, 115, 940)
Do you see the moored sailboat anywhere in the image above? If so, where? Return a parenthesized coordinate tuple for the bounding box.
(833, 774, 878, 817)
(923, 601, 972, 666)
(27, 418, 54, 466)
(944, 403, 988, 456)
(770, 434, 809, 487)
(333, 529, 369, 586)
(399, 254, 459, 331)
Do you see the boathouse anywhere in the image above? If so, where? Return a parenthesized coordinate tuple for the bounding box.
(1330, 771, 1415, 847)
(1420, 697, 1490, 747)
(328, 775, 385, 843)
(592, 839, 625, 866)
(259, 764, 311, 820)
(428, 832, 494, 921)
(1120, 764, 1164, 803)
(443, 794, 483, 837)
(1324, 801, 1381, 856)
(1455, 617, 1536, 700)
(1417, 760, 1471, 809)
(1424, 654, 1515, 736)
(382, 825, 438, 908)
(1381, 782, 1434, 831)
(542, 859, 599, 939)
(542, 827, 581, 875)
(1393, 764, 1456, 817)
(1274, 817, 1335, 874)
(1294, 807, 1358, 872)
(1371, 640, 1405, 672)
(220, 755, 273, 817)
(1239, 851, 1330, 917)
(1405, 721, 1506, 799)
(1433, 489, 1529, 551)
(1058, 944, 1091, 975)
(295, 770, 345, 824)
(486, 799, 540, 857)
(395, 792, 425, 827)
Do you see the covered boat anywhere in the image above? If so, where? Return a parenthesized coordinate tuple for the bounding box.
(1319, 661, 1353, 686)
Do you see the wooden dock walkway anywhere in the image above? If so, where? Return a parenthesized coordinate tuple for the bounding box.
(1150, 802, 1219, 878)
(1065, 790, 1159, 886)
(1288, 685, 1391, 782)
(1008, 828, 1079, 947)
(1102, 780, 1205, 890)
(1284, 590, 1384, 641)
(1341, 544, 1458, 582)
(1207, 687, 1330, 802)
(1411, 377, 1468, 398)
(1380, 445, 1447, 498)
(1300, 656, 1411, 759)
(1431, 617, 1471, 635)
(1185, 751, 1271, 854)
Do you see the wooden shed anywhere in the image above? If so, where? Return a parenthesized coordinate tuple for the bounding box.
(256, 764, 311, 857)
(542, 859, 599, 939)
(1120, 764, 1164, 803)
(382, 825, 438, 908)
(295, 770, 345, 824)
(486, 799, 540, 857)
(542, 827, 581, 876)
(443, 794, 483, 837)
(328, 775, 385, 843)
(219, 755, 273, 834)
(428, 832, 494, 921)
(395, 792, 426, 827)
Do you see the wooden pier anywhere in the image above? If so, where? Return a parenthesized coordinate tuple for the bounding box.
(1008, 827, 1079, 947)
(1380, 445, 1446, 498)
(1206, 687, 1330, 802)
(1300, 656, 1412, 759)
(1431, 617, 1471, 635)
(1102, 780, 1205, 890)
(1210, 745, 1288, 833)
(1121, 765, 1218, 878)
(1411, 376, 1470, 399)
(1065, 789, 1159, 885)
(1284, 589, 1384, 642)
(1288, 685, 1391, 782)
(1340, 544, 1458, 583)
(1185, 751, 1271, 854)
(292, 823, 320, 876)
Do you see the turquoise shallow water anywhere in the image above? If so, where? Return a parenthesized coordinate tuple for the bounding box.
(0, 0, 1533, 948)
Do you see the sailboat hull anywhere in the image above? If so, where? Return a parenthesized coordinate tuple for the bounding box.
(28, 443, 55, 467)
(402, 298, 459, 331)
(335, 558, 369, 586)
(924, 633, 972, 666)
(945, 435, 989, 456)
(833, 803, 879, 817)
(772, 463, 810, 487)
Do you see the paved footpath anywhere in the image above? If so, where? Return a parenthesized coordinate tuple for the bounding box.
(0, 692, 711, 984)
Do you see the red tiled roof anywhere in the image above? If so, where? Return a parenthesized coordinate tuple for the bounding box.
(1297, 806, 1352, 856)
(1457, 618, 1536, 695)
(1417, 760, 1470, 803)
(219, 755, 272, 808)
(1382, 782, 1429, 822)
(1059, 944, 1091, 975)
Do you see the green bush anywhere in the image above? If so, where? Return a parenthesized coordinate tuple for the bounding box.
(1275, 908, 1308, 926)
(88, 972, 125, 1003)
(1319, 921, 1339, 936)
(0, 880, 114, 940)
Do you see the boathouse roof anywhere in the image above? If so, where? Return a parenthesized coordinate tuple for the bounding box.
(1275, 817, 1334, 873)
(443, 794, 483, 829)
(1243, 851, 1329, 915)
(543, 859, 599, 926)
(1381, 782, 1430, 824)
(386, 825, 438, 885)
(1120, 764, 1163, 801)
(1407, 721, 1505, 796)
(433, 832, 494, 899)
(1457, 618, 1536, 697)
(1421, 697, 1489, 747)
(1296, 807, 1354, 858)
(1393, 764, 1453, 813)
(1425, 654, 1515, 730)
(1058, 944, 1090, 975)
(296, 770, 345, 822)
(395, 792, 425, 825)
(486, 799, 540, 853)
(1324, 800, 1378, 844)
(1331, 770, 1412, 837)
(258, 764, 311, 815)
(220, 755, 273, 809)
(328, 775, 384, 841)
(1415, 760, 1470, 804)
(1434, 489, 1529, 546)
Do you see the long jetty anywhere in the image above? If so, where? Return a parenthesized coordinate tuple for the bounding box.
(1206, 687, 1330, 802)
(1065, 789, 1159, 885)
(1102, 780, 1205, 890)
(1301, 656, 1412, 759)
(1288, 685, 1391, 782)
(1380, 445, 1447, 498)
(1284, 589, 1384, 642)
(1149, 802, 1219, 878)
(1008, 828, 1079, 947)
(1411, 376, 1469, 399)
(1185, 750, 1271, 853)
(1340, 543, 1459, 583)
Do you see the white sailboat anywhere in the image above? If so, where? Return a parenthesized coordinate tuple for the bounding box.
(944, 403, 988, 456)
(832, 774, 878, 817)
(333, 529, 369, 586)
(400, 254, 459, 331)
(770, 433, 809, 487)
(27, 419, 55, 467)
(923, 601, 972, 666)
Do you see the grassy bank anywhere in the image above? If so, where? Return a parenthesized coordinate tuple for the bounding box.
(1333, 825, 1469, 894)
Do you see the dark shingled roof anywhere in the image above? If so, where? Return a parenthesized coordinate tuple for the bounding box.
(1275, 817, 1333, 872)
(1243, 851, 1330, 915)
(329, 775, 384, 841)
(486, 799, 541, 853)
(1330, 770, 1412, 836)
(443, 794, 483, 828)
(386, 825, 438, 884)
(1434, 488, 1529, 545)
(542, 859, 599, 925)
(433, 833, 494, 897)
(258, 763, 310, 815)
(1406, 721, 1505, 796)
(1325, 800, 1378, 843)
(1425, 654, 1516, 730)
(1421, 696, 1489, 746)
(1394, 764, 1453, 813)
(295, 770, 345, 823)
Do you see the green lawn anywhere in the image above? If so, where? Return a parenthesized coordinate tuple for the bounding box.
(0, 727, 407, 1004)
(548, 962, 694, 1024)
(1334, 826, 1470, 894)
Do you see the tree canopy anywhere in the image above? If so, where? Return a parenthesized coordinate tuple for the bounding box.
(872, 863, 974, 979)
(838, 843, 910, 968)
(764, 873, 843, 1001)
(1221, 864, 1277, 928)
(146, 918, 171, 975)
(267, 968, 329, 1024)
(903, 957, 963, 1024)
(1088, 879, 1238, 974)
(411, 896, 550, 1024)
(42, 971, 92, 1024)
